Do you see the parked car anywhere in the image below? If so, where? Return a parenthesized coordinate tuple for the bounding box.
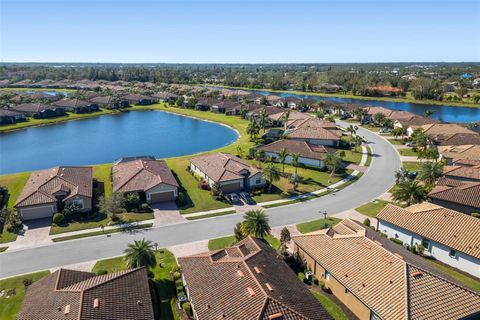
(226, 193, 241, 204)
(405, 141, 417, 147)
(240, 192, 255, 205)
(379, 127, 391, 134)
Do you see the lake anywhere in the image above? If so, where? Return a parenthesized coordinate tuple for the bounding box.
(252, 90, 480, 123)
(0, 110, 238, 174)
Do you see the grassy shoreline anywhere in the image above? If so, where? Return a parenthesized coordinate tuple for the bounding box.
(208, 84, 480, 108)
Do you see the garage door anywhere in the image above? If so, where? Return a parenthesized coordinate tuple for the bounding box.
(20, 205, 54, 221)
(221, 182, 241, 193)
(149, 191, 175, 203)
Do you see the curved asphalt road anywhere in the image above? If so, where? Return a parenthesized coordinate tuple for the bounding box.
(0, 122, 401, 278)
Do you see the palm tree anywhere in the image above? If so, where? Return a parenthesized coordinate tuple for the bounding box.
(325, 153, 343, 177)
(354, 135, 363, 152)
(418, 147, 439, 161)
(347, 125, 356, 138)
(247, 120, 259, 140)
(392, 180, 427, 206)
(242, 210, 271, 238)
(373, 113, 387, 127)
(124, 239, 157, 269)
(289, 173, 302, 191)
(414, 132, 434, 152)
(255, 149, 265, 168)
(391, 127, 405, 140)
(262, 162, 281, 192)
(278, 148, 289, 176)
(258, 110, 268, 133)
(315, 110, 325, 119)
(417, 161, 443, 186)
(280, 110, 290, 130)
(291, 153, 300, 174)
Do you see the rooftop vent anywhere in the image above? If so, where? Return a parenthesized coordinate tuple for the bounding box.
(247, 287, 255, 296)
(411, 271, 423, 278)
(64, 305, 71, 315)
(237, 270, 244, 277)
(268, 312, 284, 319)
(93, 298, 99, 309)
(383, 256, 393, 264)
(254, 266, 261, 274)
(137, 300, 143, 306)
(265, 283, 273, 292)
(362, 243, 371, 250)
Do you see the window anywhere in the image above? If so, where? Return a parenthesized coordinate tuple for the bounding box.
(72, 199, 84, 209)
(370, 312, 380, 320)
(344, 288, 349, 294)
(325, 271, 331, 280)
(449, 249, 457, 258)
(255, 178, 261, 184)
(421, 238, 430, 250)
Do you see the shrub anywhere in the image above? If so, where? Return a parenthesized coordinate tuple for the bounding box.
(173, 271, 181, 281)
(389, 237, 403, 245)
(363, 218, 371, 226)
(175, 279, 183, 287)
(96, 270, 108, 275)
(63, 203, 81, 217)
(22, 278, 33, 287)
(176, 285, 184, 294)
(182, 302, 192, 316)
(139, 203, 152, 212)
(52, 213, 64, 225)
(472, 212, 480, 219)
(297, 272, 306, 283)
(177, 192, 185, 205)
(312, 276, 319, 286)
(125, 192, 140, 206)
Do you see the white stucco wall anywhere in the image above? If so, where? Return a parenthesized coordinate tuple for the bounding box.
(378, 220, 480, 278)
(190, 163, 244, 189)
(264, 151, 324, 168)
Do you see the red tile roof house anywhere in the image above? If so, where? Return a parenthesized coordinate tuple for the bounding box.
(89, 95, 129, 109)
(259, 139, 332, 169)
(17, 267, 154, 320)
(11, 103, 66, 119)
(0, 109, 26, 125)
(112, 159, 179, 204)
(428, 178, 480, 215)
(52, 98, 99, 113)
(14, 167, 93, 221)
(376, 203, 480, 278)
(121, 94, 156, 105)
(285, 126, 342, 147)
(178, 236, 332, 320)
(190, 153, 265, 193)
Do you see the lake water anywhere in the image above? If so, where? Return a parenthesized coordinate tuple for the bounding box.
(252, 90, 480, 123)
(0, 110, 238, 174)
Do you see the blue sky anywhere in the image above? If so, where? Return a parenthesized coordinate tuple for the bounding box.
(1, 0, 479, 63)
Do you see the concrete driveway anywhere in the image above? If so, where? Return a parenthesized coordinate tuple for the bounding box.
(151, 201, 187, 227)
(7, 218, 52, 251)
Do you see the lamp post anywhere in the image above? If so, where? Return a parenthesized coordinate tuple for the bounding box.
(320, 210, 328, 228)
(154, 242, 159, 252)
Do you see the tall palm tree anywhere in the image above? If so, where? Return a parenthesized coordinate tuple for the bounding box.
(242, 210, 271, 238)
(255, 149, 265, 168)
(278, 148, 289, 176)
(262, 162, 281, 192)
(291, 153, 300, 174)
(417, 161, 443, 186)
(392, 180, 427, 206)
(258, 110, 268, 133)
(280, 110, 290, 130)
(414, 132, 434, 152)
(124, 239, 157, 269)
(325, 153, 343, 177)
(247, 120, 259, 140)
(347, 125, 356, 138)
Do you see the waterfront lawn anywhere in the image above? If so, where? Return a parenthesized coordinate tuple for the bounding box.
(92, 249, 181, 320)
(399, 148, 419, 157)
(310, 290, 349, 320)
(296, 217, 341, 234)
(355, 199, 390, 217)
(208, 234, 280, 251)
(0, 171, 31, 208)
(0, 271, 51, 320)
(93, 163, 113, 198)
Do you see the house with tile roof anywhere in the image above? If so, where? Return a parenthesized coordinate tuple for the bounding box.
(285, 126, 342, 146)
(376, 203, 480, 278)
(121, 94, 156, 105)
(258, 139, 332, 169)
(443, 163, 480, 182)
(52, 98, 99, 113)
(190, 153, 265, 193)
(178, 236, 332, 320)
(293, 219, 480, 320)
(17, 267, 154, 320)
(428, 178, 480, 215)
(14, 166, 93, 221)
(112, 159, 179, 204)
(12, 103, 66, 118)
(438, 144, 480, 164)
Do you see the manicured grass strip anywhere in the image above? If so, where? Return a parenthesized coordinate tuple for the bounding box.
(92, 249, 181, 320)
(261, 194, 322, 209)
(399, 148, 419, 157)
(186, 210, 237, 220)
(310, 290, 349, 320)
(208, 234, 281, 251)
(364, 146, 372, 167)
(296, 217, 341, 234)
(0, 227, 17, 244)
(0, 247, 8, 252)
(388, 139, 405, 145)
(0, 271, 51, 320)
(52, 223, 153, 242)
(427, 260, 480, 292)
(402, 161, 422, 172)
(355, 199, 390, 218)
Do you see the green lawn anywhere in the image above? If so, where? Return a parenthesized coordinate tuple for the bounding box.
(0, 171, 31, 208)
(208, 234, 281, 251)
(49, 212, 154, 235)
(364, 146, 372, 167)
(186, 210, 237, 220)
(92, 249, 181, 320)
(296, 217, 341, 234)
(93, 163, 113, 198)
(399, 148, 419, 157)
(355, 199, 390, 218)
(0, 227, 17, 244)
(388, 138, 405, 145)
(337, 149, 362, 165)
(0, 271, 51, 320)
(427, 260, 480, 292)
(310, 290, 349, 320)
(52, 223, 153, 242)
(402, 161, 422, 172)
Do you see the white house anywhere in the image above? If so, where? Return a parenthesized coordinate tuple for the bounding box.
(376, 203, 480, 278)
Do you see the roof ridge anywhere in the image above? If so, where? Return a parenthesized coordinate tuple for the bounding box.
(83, 267, 145, 292)
(114, 160, 145, 191)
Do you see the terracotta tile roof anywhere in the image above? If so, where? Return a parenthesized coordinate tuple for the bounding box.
(394, 115, 437, 127)
(12, 103, 55, 113)
(178, 237, 332, 320)
(437, 133, 480, 146)
(377, 203, 480, 258)
(293, 220, 480, 320)
(269, 111, 313, 122)
(17, 267, 154, 320)
(417, 123, 475, 136)
(363, 106, 394, 117)
(287, 126, 342, 141)
(428, 181, 480, 208)
(112, 159, 178, 193)
(259, 140, 331, 161)
(14, 166, 93, 208)
(443, 164, 480, 181)
(438, 144, 480, 162)
(190, 153, 261, 183)
(287, 118, 338, 131)
(52, 98, 91, 108)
